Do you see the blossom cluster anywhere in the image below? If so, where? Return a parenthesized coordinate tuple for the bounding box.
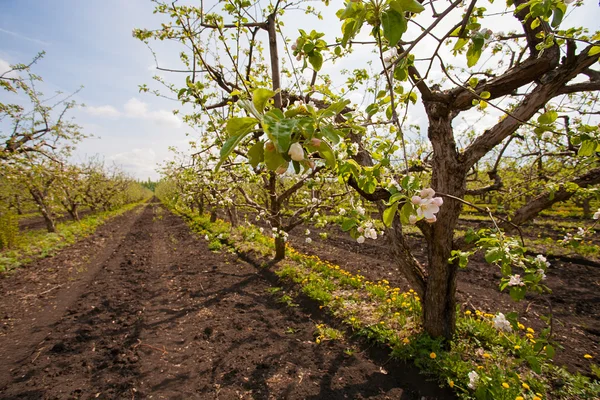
(410, 188, 443, 223)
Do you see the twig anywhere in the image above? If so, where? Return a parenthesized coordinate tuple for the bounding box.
(132, 339, 168, 355)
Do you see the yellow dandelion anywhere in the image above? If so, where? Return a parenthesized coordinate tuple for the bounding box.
(518, 322, 525, 330)
(516, 397, 524, 400)
(584, 354, 593, 359)
(533, 396, 542, 400)
(449, 380, 454, 388)
(502, 382, 510, 389)
(514, 345, 521, 350)
(522, 383, 530, 390)
(465, 310, 472, 315)
(527, 327, 535, 334)
(402, 338, 410, 344)
(483, 353, 491, 359)
(430, 352, 437, 359)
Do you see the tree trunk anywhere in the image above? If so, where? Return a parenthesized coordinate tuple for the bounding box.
(40, 207, 56, 233)
(210, 209, 217, 223)
(274, 235, 286, 261)
(69, 205, 80, 222)
(422, 103, 467, 340)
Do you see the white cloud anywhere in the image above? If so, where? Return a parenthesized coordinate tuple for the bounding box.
(123, 97, 181, 127)
(109, 147, 158, 180)
(0, 58, 19, 79)
(124, 97, 148, 117)
(81, 97, 181, 128)
(81, 105, 121, 118)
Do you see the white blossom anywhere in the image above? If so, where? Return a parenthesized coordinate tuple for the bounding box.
(467, 371, 479, 390)
(305, 237, 312, 244)
(382, 47, 398, 67)
(305, 229, 311, 235)
(364, 228, 377, 240)
(508, 274, 525, 287)
(493, 313, 512, 332)
(537, 268, 547, 280)
(339, 208, 346, 216)
(535, 254, 551, 268)
(542, 132, 552, 140)
(356, 235, 365, 244)
(409, 215, 418, 225)
(594, 209, 600, 220)
(356, 206, 365, 216)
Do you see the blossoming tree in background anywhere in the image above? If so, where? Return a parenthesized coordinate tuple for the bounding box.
(135, 0, 599, 341)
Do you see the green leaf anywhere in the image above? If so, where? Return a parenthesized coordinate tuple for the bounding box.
(308, 51, 323, 71)
(578, 140, 597, 157)
(383, 202, 398, 227)
(321, 99, 351, 118)
(390, 0, 425, 14)
(453, 38, 469, 51)
(318, 140, 336, 168)
(268, 119, 298, 153)
(216, 132, 250, 171)
(589, 46, 600, 57)
(399, 202, 413, 225)
(321, 125, 341, 145)
(485, 248, 504, 264)
(537, 110, 558, 124)
(341, 218, 357, 231)
(526, 356, 541, 374)
(551, 5, 565, 28)
(252, 88, 276, 113)
(248, 140, 264, 168)
(466, 42, 483, 67)
(365, 103, 379, 117)
(381, 9, 407, 46)
(226, 117, 258, 136)
(264, 147, 286, 171)
(509, 286, 526, 302)
(546, 344, 555, 359)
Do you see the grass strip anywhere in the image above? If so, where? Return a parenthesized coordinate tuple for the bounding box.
(172, 205, 599, 400)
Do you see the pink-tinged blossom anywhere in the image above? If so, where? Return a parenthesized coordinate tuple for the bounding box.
(508, 274, 525, 287)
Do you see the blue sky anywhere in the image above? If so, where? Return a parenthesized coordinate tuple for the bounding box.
(0, 0, 190, 180)
(1, 1, 598, 179)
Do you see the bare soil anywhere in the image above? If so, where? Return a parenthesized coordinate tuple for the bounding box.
(285, 220, 600, 376)
(0, 201, 452, 399)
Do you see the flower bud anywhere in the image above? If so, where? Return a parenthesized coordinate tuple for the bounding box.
(310, 138, 322, 147)
(420, 188, 435, 199)
(411, 196, 422, 205)
(291, 43, 297, 51)
(275, 163, 288, 174)
(288, 142, 304, 161)
(265, 141, 275, 152)
(431, 197, 443, 206)
(409, 215, 417, 225)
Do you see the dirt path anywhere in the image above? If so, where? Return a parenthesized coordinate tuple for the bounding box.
(0, 201, 450, 399)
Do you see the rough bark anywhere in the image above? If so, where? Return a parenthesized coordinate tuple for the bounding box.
(422, 101, 467, 340)
(507, 167, 600, 227)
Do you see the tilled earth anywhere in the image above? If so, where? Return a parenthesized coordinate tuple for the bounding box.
(0, 201, 451, 400)
(285, 220, 600, 375)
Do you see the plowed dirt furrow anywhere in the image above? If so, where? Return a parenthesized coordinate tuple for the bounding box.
(0, 201, 451, 400)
